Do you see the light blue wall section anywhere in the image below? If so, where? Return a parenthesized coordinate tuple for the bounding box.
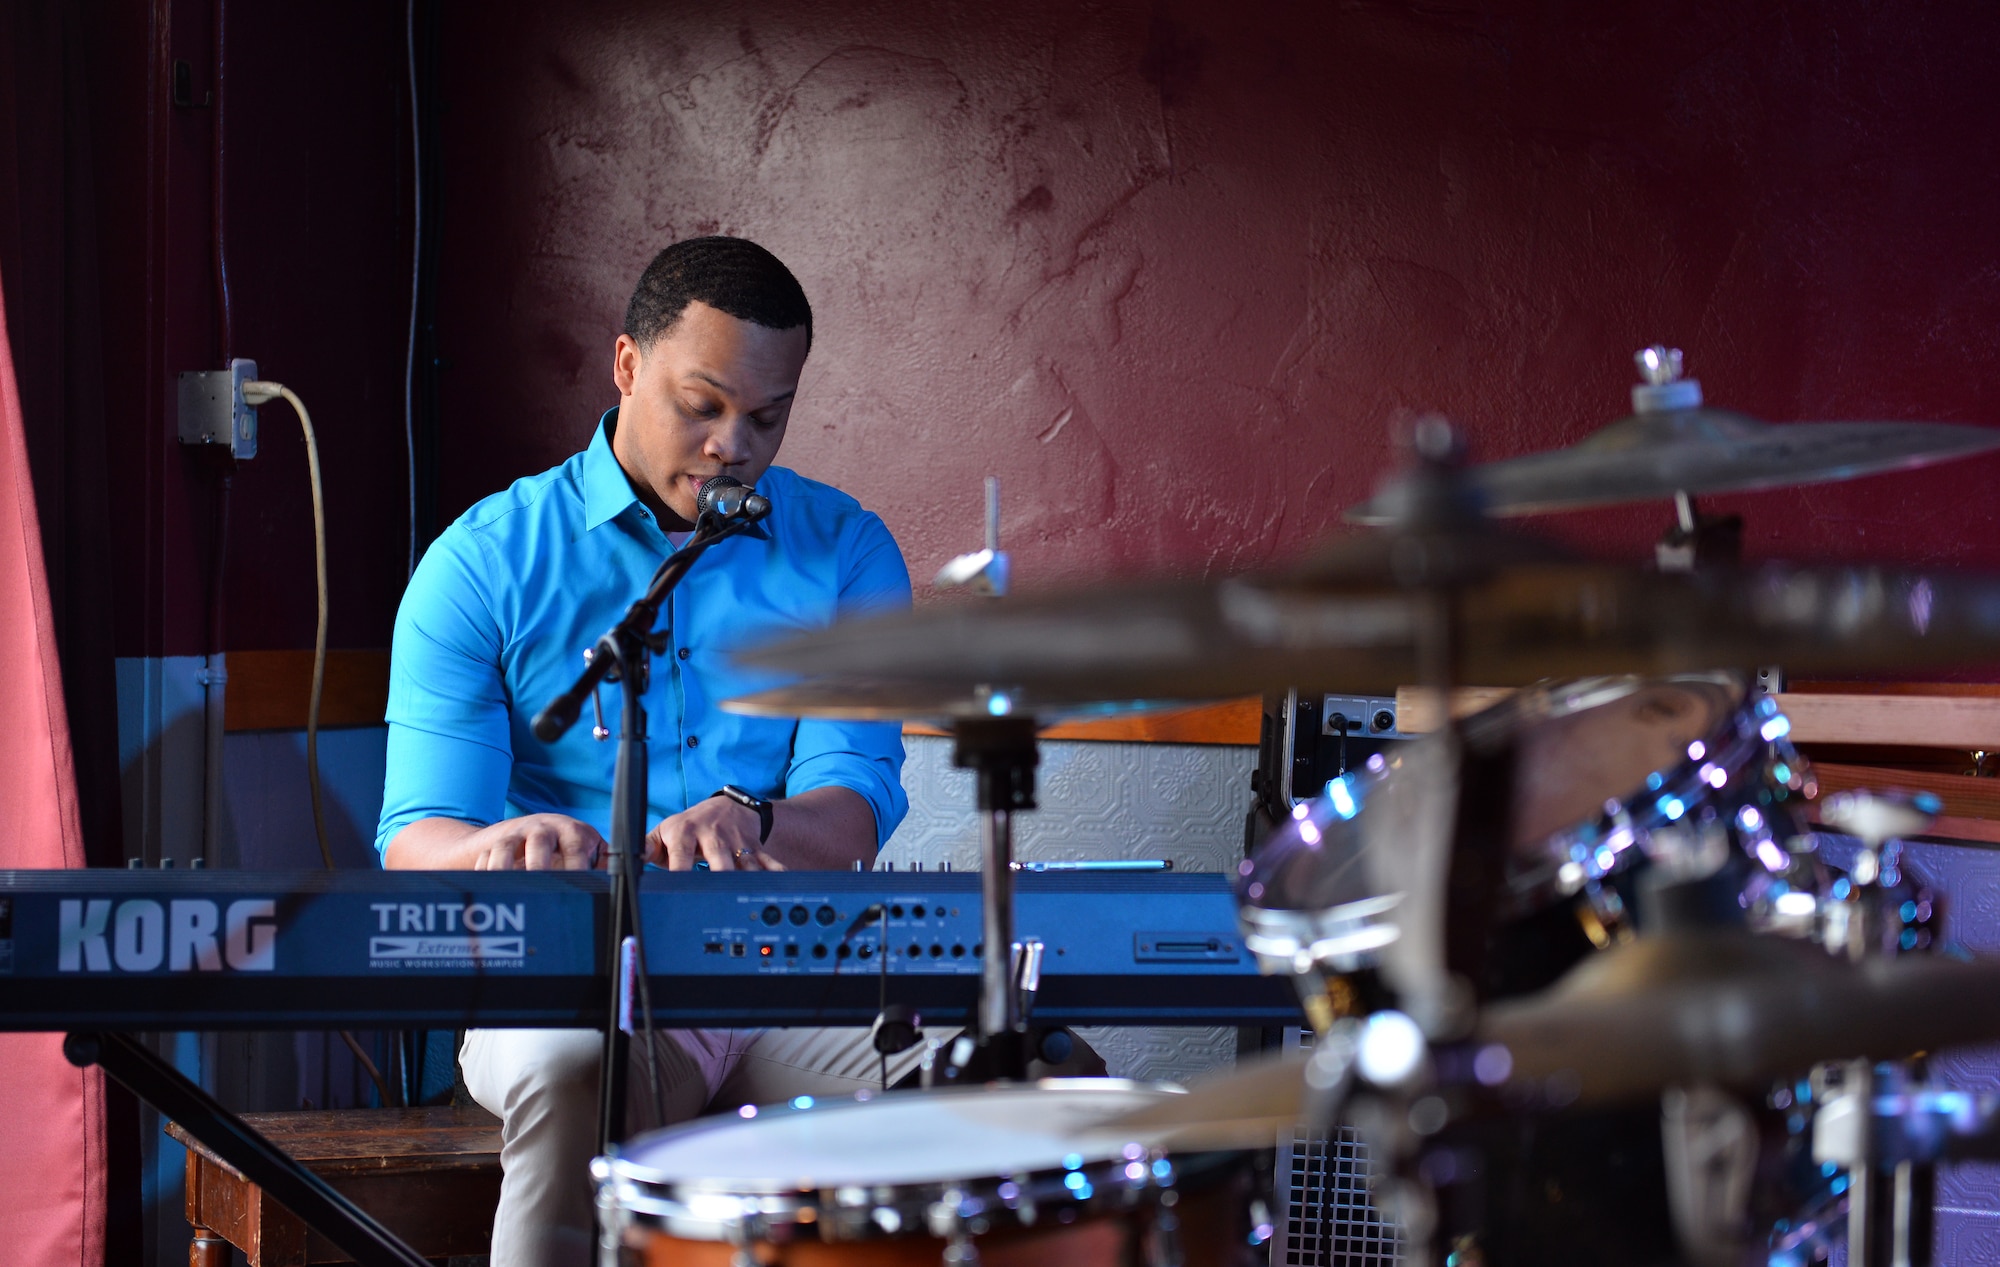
(114, 655, 207, 865)
(114, 655, 388, 870)
(222, 727, 387, 869)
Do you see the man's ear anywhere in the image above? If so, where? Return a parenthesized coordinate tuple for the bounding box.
(612, 333, 642, 396)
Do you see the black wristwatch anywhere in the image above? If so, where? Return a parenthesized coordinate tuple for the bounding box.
(711, 785, 774, 844)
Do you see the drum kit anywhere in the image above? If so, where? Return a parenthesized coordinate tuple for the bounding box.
(593, 349, 2000, 1266)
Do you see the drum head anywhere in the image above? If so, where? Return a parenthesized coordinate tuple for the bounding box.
(1507, 676, 1742, 855)
(616, 1083, 1179, 1192)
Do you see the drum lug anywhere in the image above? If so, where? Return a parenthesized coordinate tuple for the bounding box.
(1145, 1201, 1185, 1267)
(726, 1221, 759, 1267)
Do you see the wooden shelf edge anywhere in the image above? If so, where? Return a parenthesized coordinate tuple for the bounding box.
(1395, 685, 2000, 751)
(224, 649, 390, 732)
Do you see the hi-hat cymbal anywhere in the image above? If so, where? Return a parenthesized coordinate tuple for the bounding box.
(726, 556, 2000, 719)
(1346, 347, 2000, 523)
(1348, 412, 2000, 523)
(1480, 932, 2000, 1105)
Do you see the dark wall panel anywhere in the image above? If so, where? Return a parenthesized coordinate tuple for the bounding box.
(83, 0, 413, 659)
(432, 0, 2000, 594)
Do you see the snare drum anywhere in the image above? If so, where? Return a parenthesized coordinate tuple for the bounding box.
(594, 1081, 1263, 1267)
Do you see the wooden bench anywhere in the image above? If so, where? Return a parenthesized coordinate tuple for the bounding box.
(167, 1106, 501, 1266)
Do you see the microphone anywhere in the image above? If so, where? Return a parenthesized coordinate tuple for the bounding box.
(696, 475, 771, 521)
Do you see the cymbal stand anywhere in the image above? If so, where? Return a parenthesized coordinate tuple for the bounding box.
(1813, 790, 1945, 1267)
(1654, 490, 1744, 573)
(950, 715, 1039, 1079)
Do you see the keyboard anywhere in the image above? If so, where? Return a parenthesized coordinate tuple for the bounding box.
(0, 869, 1301, 1030)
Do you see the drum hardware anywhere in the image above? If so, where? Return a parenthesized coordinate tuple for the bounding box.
(934, 475, 1011, 597)
(1655, 490, 1744, 574)
(953, 715, 1040, 1078)
(1817, 789, 1943, 961)
(1659, 1084, 1760, 1266)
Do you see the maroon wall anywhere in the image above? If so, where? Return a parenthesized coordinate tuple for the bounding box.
(434, 0, 2000, 594)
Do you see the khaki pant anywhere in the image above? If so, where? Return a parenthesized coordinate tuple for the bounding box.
(460, 1027, 928, 1267)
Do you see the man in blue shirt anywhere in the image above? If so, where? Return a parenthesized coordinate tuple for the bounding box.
(377, 238, 915, 1267)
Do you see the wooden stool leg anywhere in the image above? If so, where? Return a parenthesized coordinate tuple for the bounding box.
(188, 1227, 230, 1267)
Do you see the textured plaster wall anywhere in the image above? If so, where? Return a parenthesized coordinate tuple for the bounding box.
(434, 0, 2000, 597)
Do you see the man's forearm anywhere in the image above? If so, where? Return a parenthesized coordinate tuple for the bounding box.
(383, 818, 487, 870)
(765, 786, 879, 870)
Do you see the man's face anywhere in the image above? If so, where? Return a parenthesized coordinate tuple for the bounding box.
(610, 301, 810, 527)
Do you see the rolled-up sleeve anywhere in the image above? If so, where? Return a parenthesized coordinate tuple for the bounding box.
(782, 511, 913, 847)
(375, 526, 514, 858)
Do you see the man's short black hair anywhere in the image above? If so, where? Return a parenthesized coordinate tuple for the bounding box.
(624, 236, 813, 351)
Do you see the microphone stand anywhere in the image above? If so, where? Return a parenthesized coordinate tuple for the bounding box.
(532, 503, 768, 1152)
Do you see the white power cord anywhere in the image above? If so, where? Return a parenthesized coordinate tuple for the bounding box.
(243, 379, 333, 870)
(403, 0, 421, 579)
(243, 380, 394, 1100)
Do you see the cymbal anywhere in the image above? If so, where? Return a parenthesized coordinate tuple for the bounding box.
(1481, 932, 2000, 1105)
(1096, 1051, 1331, 1149)
(1094, 935, 2000, 1147)
(720, 680, 1191, 723)
(1348, 412, 2000, 523)
(726, 557, 2000, 718)
(1347, 346, 2000, 523)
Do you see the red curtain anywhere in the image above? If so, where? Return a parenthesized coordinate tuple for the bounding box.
(0, 259, 103, 1262)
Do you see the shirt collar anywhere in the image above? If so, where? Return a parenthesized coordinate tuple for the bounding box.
(579, 407, 772, 540)
(581, 409, 640, 532)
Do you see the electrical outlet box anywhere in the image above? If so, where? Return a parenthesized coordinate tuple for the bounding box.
(177, 358, 258, 459)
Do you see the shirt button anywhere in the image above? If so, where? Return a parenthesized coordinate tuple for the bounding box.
(686, 735, 699, 748)
(677, 648, 690, 661)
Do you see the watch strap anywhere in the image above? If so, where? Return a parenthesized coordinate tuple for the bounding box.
(713, 784, 774, 844)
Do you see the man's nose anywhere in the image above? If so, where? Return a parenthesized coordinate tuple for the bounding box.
(703, 416, 754, 467)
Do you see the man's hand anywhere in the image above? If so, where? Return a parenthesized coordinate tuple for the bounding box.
(464, 814, 606, 871)
(386, 814, 604, 871)
(645, 796, 786, 871)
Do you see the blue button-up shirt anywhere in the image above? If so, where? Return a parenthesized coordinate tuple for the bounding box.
(374, 410, 912, 858)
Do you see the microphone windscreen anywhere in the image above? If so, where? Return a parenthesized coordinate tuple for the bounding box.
(696, 475, 746, 517)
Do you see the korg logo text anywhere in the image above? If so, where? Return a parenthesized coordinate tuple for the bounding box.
(59, 899, 277, 972)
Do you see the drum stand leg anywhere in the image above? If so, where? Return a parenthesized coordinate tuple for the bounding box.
(952, 717, 1039, 1080)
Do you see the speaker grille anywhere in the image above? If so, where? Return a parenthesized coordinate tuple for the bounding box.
(1271, 1029, 1403, 1266)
